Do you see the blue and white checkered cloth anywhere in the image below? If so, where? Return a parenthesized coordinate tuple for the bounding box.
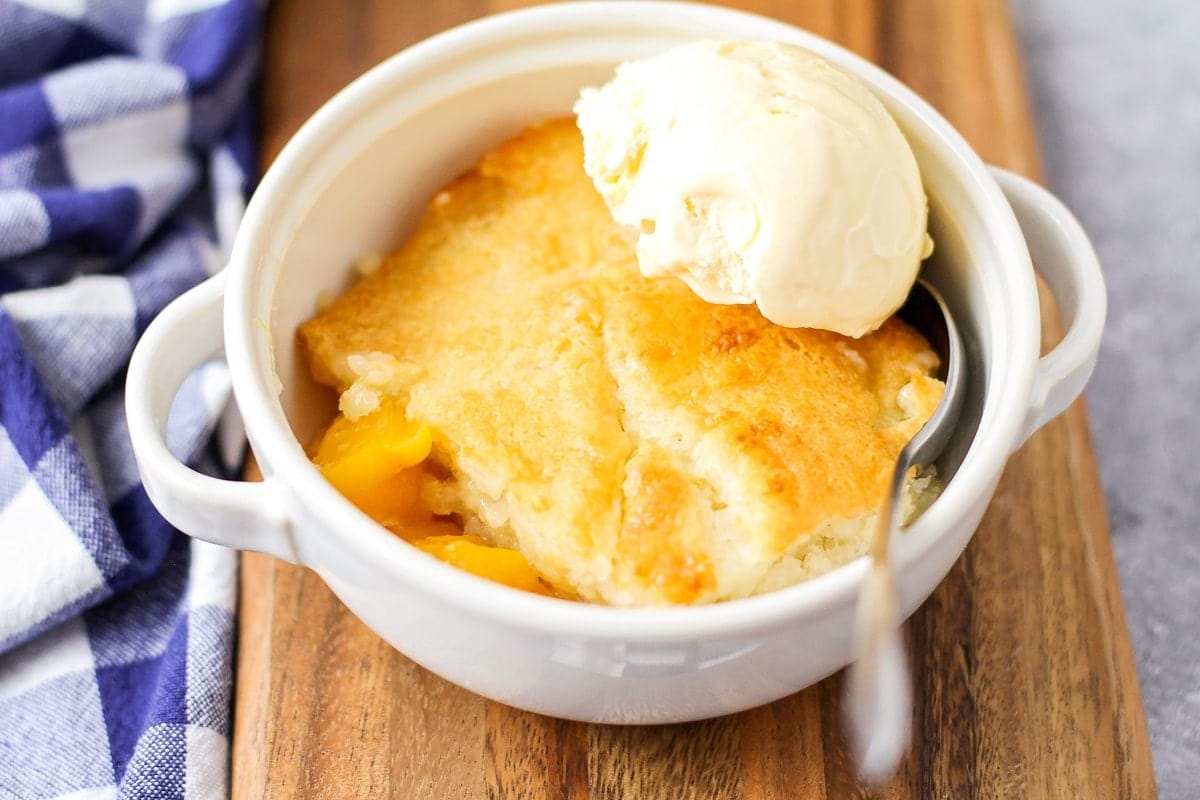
(0, 1, 261, 796)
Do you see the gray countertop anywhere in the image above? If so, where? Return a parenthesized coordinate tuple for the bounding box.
(1012, 2, 1199, 796)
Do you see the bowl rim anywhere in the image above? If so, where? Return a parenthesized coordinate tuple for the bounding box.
(225, 0, 1039, 640)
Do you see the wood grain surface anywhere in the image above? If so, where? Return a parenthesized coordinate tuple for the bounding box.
(232, 1, 1157, 797)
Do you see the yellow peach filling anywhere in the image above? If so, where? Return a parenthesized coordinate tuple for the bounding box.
(312, 399, 556, 597)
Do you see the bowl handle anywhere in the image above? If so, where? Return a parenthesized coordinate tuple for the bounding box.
(125, 272, 299, 563)
(990, 167, 1107, 450)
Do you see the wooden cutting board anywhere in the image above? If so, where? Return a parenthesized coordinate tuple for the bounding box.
(232, 1, 1156, 797)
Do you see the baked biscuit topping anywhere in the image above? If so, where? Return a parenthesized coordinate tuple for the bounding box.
(299, 119, 943, 605)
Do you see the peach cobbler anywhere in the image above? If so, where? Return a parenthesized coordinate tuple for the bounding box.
(298, 119, 943, 606)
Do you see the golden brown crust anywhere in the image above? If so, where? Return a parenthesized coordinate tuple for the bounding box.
(298, 118, 943, 605)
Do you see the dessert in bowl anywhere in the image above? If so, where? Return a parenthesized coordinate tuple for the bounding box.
(125, 2, 1105, 723)
(299, 116, 945, 606)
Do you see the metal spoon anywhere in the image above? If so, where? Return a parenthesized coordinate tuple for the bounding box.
(844, 278, 966, 783)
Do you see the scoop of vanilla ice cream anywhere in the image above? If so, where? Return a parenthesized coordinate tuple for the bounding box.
(574, 40, 931, 337)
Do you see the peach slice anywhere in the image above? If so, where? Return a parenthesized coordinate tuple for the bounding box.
(311, 401, 561, 597)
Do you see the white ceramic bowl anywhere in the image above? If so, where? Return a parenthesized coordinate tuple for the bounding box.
(126, 2, 1105, 723)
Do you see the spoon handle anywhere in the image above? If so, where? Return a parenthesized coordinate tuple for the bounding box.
(846, 458, 913, 783)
